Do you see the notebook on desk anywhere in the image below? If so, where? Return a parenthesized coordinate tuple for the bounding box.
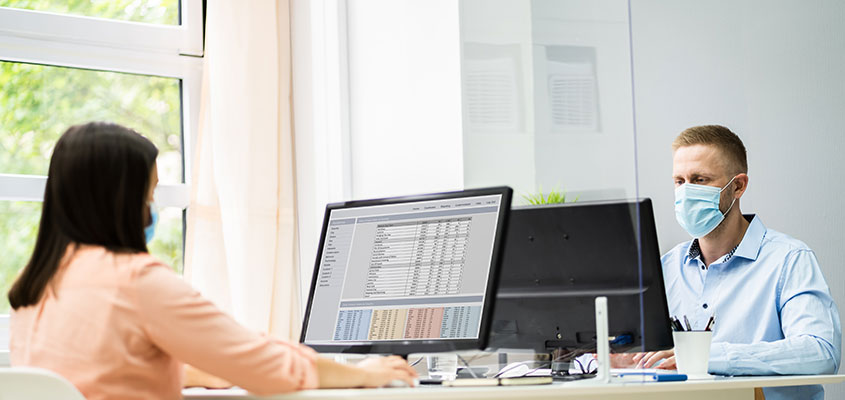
(441, 376, 554, 387)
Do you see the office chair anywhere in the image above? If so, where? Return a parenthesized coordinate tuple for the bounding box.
(0, 366, 86, 400)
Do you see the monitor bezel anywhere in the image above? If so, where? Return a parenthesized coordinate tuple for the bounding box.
(299, 186, 513, 355)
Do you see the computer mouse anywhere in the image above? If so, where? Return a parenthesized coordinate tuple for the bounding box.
(498, 362, 531, 378)
(382, 378, 418, 388)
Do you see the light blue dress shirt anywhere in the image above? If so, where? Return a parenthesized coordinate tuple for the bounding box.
(661, 215, 841, 400)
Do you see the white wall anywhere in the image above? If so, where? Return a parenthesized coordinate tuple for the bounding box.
(631, 0, 845, 396)
(346, 0, 464, 200)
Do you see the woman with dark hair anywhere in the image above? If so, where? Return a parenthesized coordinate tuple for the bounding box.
(8, 122, 416, 400)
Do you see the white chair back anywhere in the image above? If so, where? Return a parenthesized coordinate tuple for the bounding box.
(0, 367, 86, 400)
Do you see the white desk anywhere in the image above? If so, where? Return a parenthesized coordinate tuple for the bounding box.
(183, 374, 845, 400)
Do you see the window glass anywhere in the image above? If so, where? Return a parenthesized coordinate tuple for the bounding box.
(0, 202, 184, 313)
(0, 61, 183, 185)
(0, 201, 40, 314)
(149, 207, 184, 274)
(0, 0, 179, 25)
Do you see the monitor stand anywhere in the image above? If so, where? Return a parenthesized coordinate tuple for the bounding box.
(549, 355, 596, 381)
(547, 350, 584, 375)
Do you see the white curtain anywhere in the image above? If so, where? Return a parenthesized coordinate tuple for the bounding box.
(184, 0, 301, 340)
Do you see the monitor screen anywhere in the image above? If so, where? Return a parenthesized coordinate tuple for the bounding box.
(301, 187, 512, 355)
(488, 199, 672, 361)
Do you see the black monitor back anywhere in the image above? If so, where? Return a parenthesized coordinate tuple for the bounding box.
(488, 198, 673, 354)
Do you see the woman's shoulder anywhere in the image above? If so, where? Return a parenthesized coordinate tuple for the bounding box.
(115, 249, 175, 282)
(67, 245, 173, 282)
(96, 247, 194, 306)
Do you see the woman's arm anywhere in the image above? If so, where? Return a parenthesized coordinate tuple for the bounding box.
(132, 264, 415, 394)
(184, 365, 232, 389)
(184, 356, 417, 389)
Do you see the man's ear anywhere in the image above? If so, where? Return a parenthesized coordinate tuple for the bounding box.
(733, 173, 749, 198)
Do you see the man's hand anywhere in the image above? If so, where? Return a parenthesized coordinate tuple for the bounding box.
(632, 349, 676, 369)
(609, 353, 639, 368)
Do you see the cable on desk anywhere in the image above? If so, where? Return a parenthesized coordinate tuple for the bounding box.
(518, 361, 552, 378)
(574, 359, 587, 374)
(457, 354, 480, 379)
(493, 360, 534, 378)
(585, 358, 596, 374)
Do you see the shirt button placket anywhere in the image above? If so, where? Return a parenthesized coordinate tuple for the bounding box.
(698, 266, 718, 328)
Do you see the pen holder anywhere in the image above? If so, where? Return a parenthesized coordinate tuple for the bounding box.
(672, 330, 713, 379)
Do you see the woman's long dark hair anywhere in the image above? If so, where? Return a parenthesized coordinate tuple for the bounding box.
(8, 122, 158, 309)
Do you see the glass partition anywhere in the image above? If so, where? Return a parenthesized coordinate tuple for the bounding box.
(459, 0, 660, 377)
(460, 0, 637, 204)
(461, 2, 844, 392)
(628, 2, 845, 396)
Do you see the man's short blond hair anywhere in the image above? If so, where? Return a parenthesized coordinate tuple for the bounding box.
(672, 125, 748, 175)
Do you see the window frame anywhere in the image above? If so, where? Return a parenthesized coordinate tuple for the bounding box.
(0, 0, 204, 359)
(0, 314, 7, 365)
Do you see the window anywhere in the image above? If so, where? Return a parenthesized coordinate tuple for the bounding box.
(0, 0, 180, 25)
(0, 0, 203, 337)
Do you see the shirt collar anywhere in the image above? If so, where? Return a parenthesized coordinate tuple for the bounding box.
(686, 239, 738, 264)
(732, 214, 766, 261)
(686, 239, 702, 261)
(683, 214, 765, 264)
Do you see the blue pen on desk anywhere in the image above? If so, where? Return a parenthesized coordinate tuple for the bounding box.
(617, 371, 688, 382)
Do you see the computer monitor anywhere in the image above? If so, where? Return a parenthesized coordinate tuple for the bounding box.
(301, 187, 513, 355)
(487, 198, 673, 371)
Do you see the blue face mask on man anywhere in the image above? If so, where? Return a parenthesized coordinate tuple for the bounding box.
(674, 176, 737, 238)
(145, 202, 158, 244)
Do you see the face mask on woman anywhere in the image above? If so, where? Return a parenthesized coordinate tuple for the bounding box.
(145, 202, 158, 244)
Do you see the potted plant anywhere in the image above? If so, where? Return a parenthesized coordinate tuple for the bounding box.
(521, 187, 578, 205)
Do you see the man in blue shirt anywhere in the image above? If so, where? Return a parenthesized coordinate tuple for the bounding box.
(635, 125, 841, 399)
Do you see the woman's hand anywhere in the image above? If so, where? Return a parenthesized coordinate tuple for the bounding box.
(183, 364, 232, 389)
(355, 356, 419, 387)
(631, 349, 676, 369)
(317, 355, 419, 388)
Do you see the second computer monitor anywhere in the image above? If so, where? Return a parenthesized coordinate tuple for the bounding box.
(488, 198, 673, 355)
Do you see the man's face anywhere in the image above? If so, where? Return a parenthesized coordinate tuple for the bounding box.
(672, 144, 732, 188)
(672, 144, 735, 211)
